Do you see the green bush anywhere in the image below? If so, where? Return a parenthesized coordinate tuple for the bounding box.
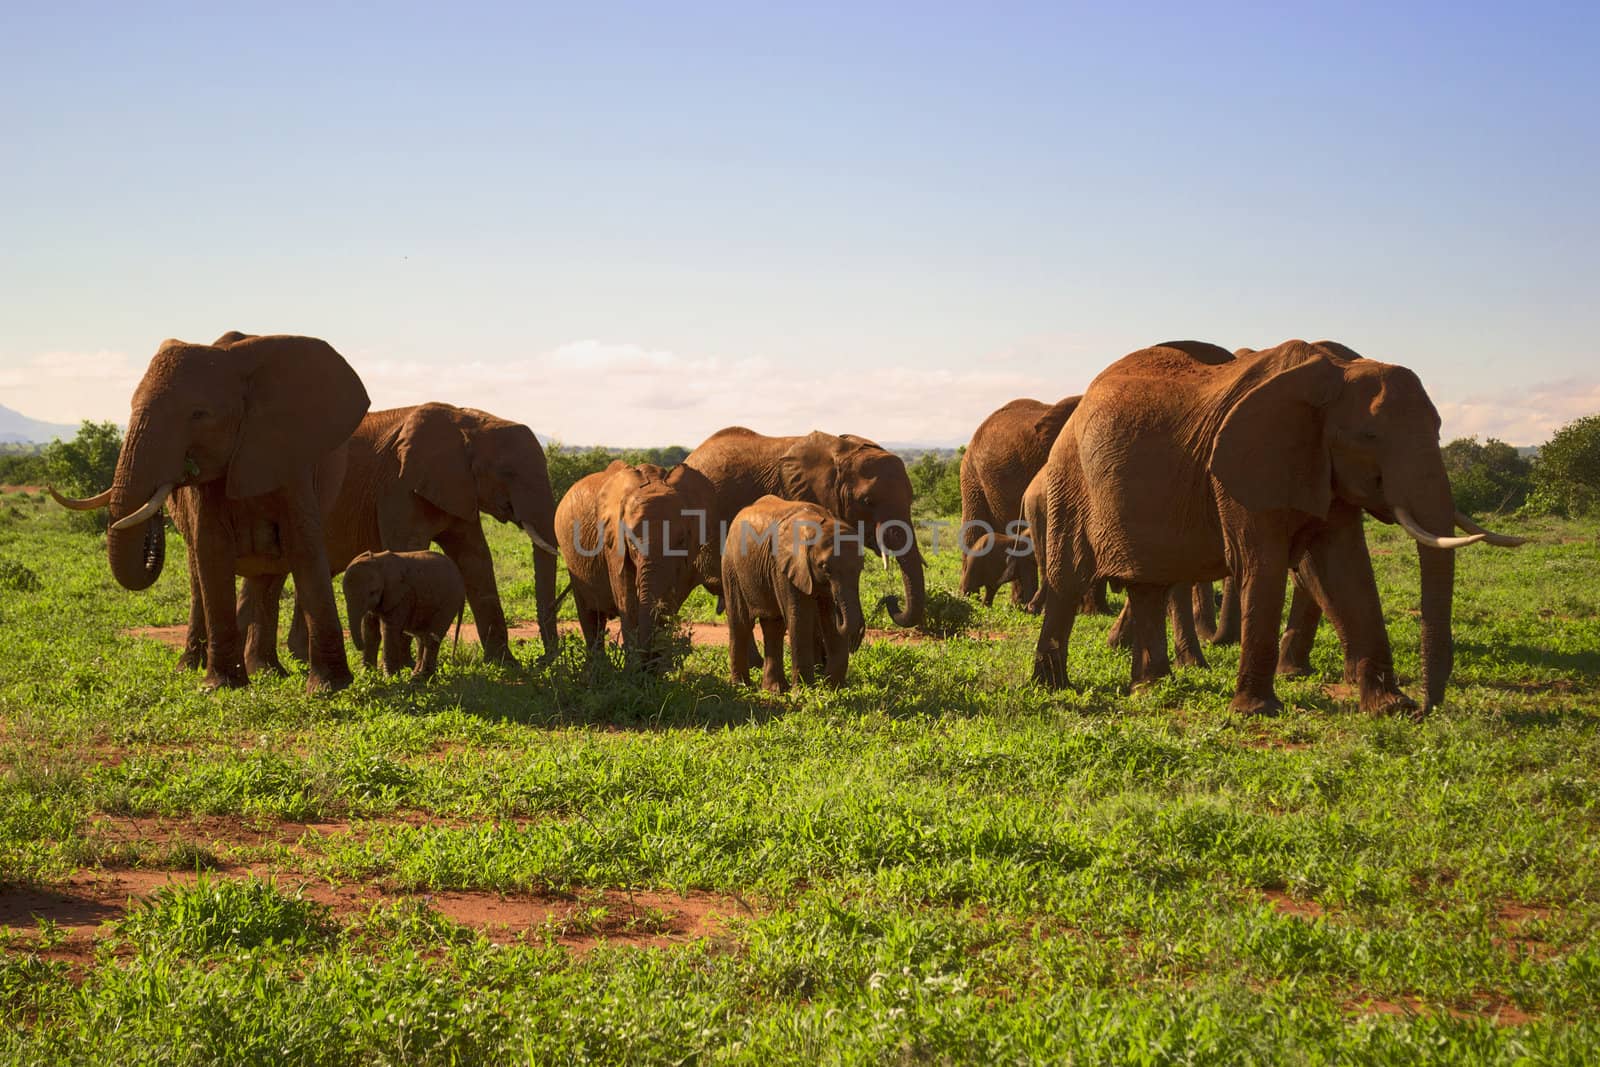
(546, 442, 690, 504)
(1530, 414, 1600, 516)
(1440, 436, 1532, 514)
(0, 447, 47, 486)
(44, 421, 122, 498)
(907, 447, 963, 518)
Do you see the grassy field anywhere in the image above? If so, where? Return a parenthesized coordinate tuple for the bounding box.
(2, 486, 1599, 1063)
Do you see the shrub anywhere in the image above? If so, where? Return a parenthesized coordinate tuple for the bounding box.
(1530, 414, 1600, 516)
(907, 448, 963, 518)
(1440, 436, 1532, 514)
(546, 442, 691, 504)
(44, 421, 122, 498)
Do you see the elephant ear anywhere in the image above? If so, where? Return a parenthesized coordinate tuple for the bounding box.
(1208, 343, 1345, 519)
(669, 464, 721, 581)
(779, 432, 844, 513)
(226, 335, 370, 501)
(777, 513, 816, 596)
(395, 404, 478, 522)
(1033, 396, 1080, 447)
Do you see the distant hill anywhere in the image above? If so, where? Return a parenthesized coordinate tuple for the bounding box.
(0, 404, 76, 445)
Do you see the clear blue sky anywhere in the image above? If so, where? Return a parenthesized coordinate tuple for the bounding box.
(2, 1, 1596, 445)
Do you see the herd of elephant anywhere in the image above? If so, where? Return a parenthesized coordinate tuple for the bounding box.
(50, 332, 1524, 716)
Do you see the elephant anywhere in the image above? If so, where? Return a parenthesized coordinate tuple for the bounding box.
(50, 333, 368, 692)
(260, 402, 562, 668)
(957, 531, 1035, 607)
(342, 549, 466, 680)
(556, 460, 721, 671)
(685, 428, 925, 630)
(1020, 466, 1111, 617)
(1031, 339, 1522, 716)
(722, 496, 867, 690)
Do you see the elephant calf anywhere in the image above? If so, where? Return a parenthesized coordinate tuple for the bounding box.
(957, 531, 1036, 607)
(342, 550, 466, 681)
(722, 496, 867, 691)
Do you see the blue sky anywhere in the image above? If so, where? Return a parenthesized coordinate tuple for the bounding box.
(2, 1, 1596, 445)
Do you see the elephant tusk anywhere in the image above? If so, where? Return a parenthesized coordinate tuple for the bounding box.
(522, 523, 560, 557)
(110, 484, 174, 531)
(48, 485, 113, 510)
(880, 547, 889, 571)
(1394, 506, 1485, 550)
(1453, 510, 1529, 548)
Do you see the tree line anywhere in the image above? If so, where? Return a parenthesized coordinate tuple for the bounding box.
(10, 416, 1600, 520)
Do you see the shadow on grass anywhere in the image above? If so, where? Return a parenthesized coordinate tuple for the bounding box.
(1457, 640, 1600, 680)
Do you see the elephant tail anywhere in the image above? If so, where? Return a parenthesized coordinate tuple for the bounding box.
(452, 603, 466, 657)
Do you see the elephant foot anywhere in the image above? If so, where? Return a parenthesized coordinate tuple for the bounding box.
(481, 643, 514, 667)
(202, 667, 248, 691)
(1174, 647, 1209, 671)
(1276, 656, 1314, 678)
(246, 655, 290, 678)
(1230, 692, 1283, 718)
(306, 663, 354, 694)
(1031, 652, 1069, 690)
(1362, 689, 1422, 720)
(175, 647, 207, 672)
(1208, 628, 1240, 648)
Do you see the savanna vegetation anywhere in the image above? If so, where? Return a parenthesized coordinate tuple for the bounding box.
(2, 424, 1600, 1061)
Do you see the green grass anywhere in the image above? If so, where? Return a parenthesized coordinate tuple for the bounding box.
(2, 486, 1599, 1063)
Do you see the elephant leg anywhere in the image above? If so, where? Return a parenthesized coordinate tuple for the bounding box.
(177, 541, 208, 671)
(1295, 517, 1414, 715)
(758, 616, 788, 693)
(239, 574, 288, 677)
(438, 524, 510, 665)
(789, 601, 818, 687)
(193, 497, 246, 689)
(573, 591, 606, 658)
(1231, 539, 1291, 717)
(360, 613, 381, 669)
(380, 618, 410, 676)
(412, 635, 440, 681)
(983, 584, 997, 607)
(1126, 584, 1173, 687)
(1211, 576, 1241, 646)
(726, 594, 754, 686)
(1030, 579, 1081, 690)
(1169, 585, 1209, 670)
(280, 486, 352, 693)
(286, 585, 310, 663)
(1106, 599, 1135, 649)
(1276, 572, 1323, 678)
(1193, 582, 1219, 642)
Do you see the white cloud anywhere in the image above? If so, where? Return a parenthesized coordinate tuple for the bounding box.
(6, 341, 1596, 449)
(1436, 378, 1600, 445)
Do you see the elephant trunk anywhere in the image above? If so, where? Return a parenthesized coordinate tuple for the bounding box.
(881, 546, 925, 629)
(515, 475, 562, 663)
(106, 509, 167, 592)
(1394, 484, 1459, 712)
(833, 575, 866, 651)
(346, 594, 365, 652)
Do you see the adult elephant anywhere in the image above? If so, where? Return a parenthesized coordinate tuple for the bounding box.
(962, 396, 1111, 614)
(51, 333, 368, 692)
(555, 461, 721, 671)
(273, 402, 562, 665)
(1032, 339, 1521, 716)
(685, 428, 925, 630)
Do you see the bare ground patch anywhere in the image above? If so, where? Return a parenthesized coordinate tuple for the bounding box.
(3, 867, 746, 958)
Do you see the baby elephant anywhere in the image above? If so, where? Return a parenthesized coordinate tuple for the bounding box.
(722, 496, 866, 691)
(341, 550, 465, 680)
(958, 530, 1036, 607)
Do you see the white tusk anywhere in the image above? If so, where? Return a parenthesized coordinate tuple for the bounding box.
(48, 485, 113, 511)
(1394, 506, 1486, 549)
(1454, 510, 1529, 548)
(880, 547, 889, 571)
(522, 523, 560, 557)
(110, 484, 174, 531)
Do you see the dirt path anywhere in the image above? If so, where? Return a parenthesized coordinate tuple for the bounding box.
(123, 618, 970, 650)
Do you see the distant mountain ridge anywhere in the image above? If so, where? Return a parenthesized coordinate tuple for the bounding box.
(0, 404, 77, 444)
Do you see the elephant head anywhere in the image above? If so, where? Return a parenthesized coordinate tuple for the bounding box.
(341, 552, 399, 652)
(777, 509, 867, 650)
(780, 432, 925, 628)
(599, 463, 719, 667)
(1208, 340, 1520, 709)
(71, 335, 368, 592)
(392, 404, 561, 659)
